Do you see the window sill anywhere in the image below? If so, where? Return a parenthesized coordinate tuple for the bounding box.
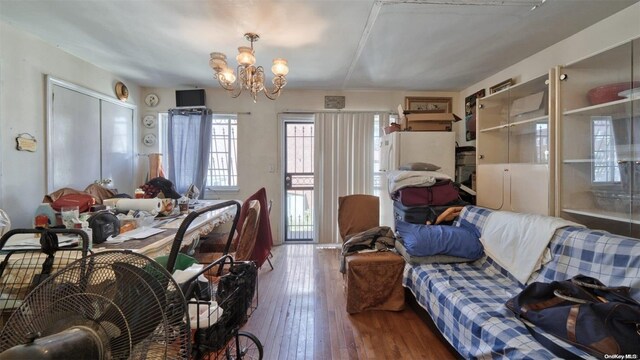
(205, 188, 240, 196)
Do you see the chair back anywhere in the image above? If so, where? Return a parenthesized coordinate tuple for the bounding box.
(235, 200, 261, 261)
(337, 195, 380, 241)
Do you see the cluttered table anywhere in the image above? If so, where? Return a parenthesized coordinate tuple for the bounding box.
(93, 200, 236, 259)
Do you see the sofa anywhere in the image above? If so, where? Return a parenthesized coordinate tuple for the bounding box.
(402, 205, 640, 359)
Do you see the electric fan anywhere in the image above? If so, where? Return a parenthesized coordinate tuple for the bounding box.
(0, 250, 191, 359)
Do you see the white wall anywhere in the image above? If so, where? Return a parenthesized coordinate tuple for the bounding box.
(140, 88, 460, 243)
(456, 1, 640, 147)
(0, 21, 142, 227)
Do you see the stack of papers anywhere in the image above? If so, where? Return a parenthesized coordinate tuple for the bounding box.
(1, 234, 79, 250)
(107, 227, 166, 244)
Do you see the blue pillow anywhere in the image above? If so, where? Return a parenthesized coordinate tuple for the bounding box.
(395, 220, 484, 260)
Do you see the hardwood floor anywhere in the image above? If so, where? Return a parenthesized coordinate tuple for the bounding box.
(242, 245, 458, 360)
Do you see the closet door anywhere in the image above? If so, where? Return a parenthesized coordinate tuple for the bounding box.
(101, 101, 134, 194)
(49, 85, 101, 191)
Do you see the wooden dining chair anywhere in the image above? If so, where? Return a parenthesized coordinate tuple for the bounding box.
(196, 200, 261, 266)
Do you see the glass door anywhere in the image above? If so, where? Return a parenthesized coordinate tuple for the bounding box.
(558, 40, 635, 236)
(283, 119, 314, 241)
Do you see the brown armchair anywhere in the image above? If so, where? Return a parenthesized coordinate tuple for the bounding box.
(338, 194, 405, 314)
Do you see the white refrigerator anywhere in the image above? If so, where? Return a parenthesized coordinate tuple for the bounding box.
(379, 131, 456, 228)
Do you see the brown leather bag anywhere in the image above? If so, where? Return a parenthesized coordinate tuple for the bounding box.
(50, 193, 96, 212)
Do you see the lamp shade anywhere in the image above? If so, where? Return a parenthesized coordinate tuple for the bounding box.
(271, 58, 289, 76)
(209, 52, 228, 71)
(236, 46, 256, 66)
(220, 67, 236, 84)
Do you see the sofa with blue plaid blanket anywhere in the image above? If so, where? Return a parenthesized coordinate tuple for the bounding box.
(403, 205, 640, 359)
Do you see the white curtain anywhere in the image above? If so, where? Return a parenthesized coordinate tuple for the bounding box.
(314, 112, 377, 244)
(167, 108, 212, 196)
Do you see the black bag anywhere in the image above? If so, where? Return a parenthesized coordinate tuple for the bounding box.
(88, 211, 120, 244)
(506, 275, 640, 359)
(393, 200, 466, 225)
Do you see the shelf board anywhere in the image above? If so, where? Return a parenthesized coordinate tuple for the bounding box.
(562, 96, 639, 116)
(510, 115, 549, 127)
(479, 124, 509, 133)
(563, 159, 592, 163)
(562, 208, 640, 224)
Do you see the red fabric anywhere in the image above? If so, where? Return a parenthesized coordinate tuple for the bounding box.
(393, 180, 460, 206)
(237, 188, 273, 268)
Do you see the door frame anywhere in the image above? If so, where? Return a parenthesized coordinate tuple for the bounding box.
(280, 114, 315, 242)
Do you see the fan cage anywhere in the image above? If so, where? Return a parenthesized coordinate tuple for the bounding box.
(0, 250, 190, 360)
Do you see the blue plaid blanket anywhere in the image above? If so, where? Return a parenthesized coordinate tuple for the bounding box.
(403, 205, 640, 359)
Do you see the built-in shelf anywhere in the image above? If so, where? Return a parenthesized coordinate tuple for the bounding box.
(562, 208, 640, 224)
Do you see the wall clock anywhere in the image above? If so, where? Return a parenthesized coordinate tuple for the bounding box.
(143, 133, 157, 146)
(144, 93, 159, 107)
(142, 115, 156, 128)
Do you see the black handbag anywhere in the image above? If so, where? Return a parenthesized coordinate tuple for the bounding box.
(506, 275, 640, 359)
(87, 211, 120, 244)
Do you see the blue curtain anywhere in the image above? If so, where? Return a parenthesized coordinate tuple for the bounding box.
(167, 108, 212, 198)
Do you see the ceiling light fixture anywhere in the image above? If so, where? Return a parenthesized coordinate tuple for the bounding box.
(210, 33, 289, 103)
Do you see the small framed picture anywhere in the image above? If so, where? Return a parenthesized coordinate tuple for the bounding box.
(490, 79, 514, 94)
(405, 97, 452, 113)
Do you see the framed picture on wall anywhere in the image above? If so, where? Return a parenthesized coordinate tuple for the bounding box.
(465, 89, 485, 141)
(404, 97, 452, 113)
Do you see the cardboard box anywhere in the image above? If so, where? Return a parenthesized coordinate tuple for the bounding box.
(405, 121, 452, 132)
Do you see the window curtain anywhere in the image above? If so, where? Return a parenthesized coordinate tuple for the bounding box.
(313, 112, 376, 244)
(167, 108, 212, 197)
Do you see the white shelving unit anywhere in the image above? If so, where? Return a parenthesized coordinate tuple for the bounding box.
(556, 37, 640, 237)
(476, 72, 554, 215)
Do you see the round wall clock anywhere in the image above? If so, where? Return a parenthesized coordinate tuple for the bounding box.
(144, 93, 159, 107)
(143, 133, 157, 146)
(115, 81, 129, 101)
(142, 115, 156, 128)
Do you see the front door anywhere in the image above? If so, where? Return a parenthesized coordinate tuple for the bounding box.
(283, 120, 314, 241)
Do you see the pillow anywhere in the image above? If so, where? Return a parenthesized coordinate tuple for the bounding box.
(395, 220, 483, 260)
(395, 238, 475, 265)
(399, 162, 441, 171)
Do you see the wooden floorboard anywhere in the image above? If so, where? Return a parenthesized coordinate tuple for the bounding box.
(241, 244, 458, 360)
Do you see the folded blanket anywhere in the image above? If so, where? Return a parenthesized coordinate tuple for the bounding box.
(340, 226, 395, 273)
(386, 170, 451, 195)
(481, 211, 583, 284)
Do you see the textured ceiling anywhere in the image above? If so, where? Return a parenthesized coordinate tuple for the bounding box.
(0, 0, 637, 91)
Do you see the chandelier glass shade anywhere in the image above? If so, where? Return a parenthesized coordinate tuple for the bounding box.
(210, 33, 288, 102)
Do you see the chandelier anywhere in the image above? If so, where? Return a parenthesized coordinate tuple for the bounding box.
(209, 33, 289, 102)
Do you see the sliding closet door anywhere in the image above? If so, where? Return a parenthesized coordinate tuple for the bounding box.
(49, 84, 101, 191)
(101, 101, 134, 194)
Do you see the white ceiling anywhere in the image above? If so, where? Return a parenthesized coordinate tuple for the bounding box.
(0, 0, 637, 91)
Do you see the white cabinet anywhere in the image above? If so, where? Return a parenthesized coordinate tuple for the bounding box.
(379, 131, 455, 228)
(47, 77, 136, 195)
(556, 38, 640, 237)
(476, 72, 554, 215)
(380, 131, 455, 177)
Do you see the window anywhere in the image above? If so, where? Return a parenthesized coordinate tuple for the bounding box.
(592, 116, 620, 183)
(159, 112, 238, 190)
(373, 114, 397, 198)
(535, 123, 549, 163)
(208, 114, 238, 190)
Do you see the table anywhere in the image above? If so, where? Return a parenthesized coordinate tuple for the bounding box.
(94, 200, 237, 259)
